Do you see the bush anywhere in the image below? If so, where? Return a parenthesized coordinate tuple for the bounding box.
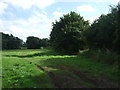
(81, 49, 119, 65)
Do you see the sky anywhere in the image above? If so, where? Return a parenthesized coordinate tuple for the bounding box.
(0, 0, 119, 41)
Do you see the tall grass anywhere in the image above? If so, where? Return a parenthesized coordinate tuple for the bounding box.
(81, 49, 119, 65)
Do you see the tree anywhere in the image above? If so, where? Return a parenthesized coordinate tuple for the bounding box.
(83, 3, 120, 53)
(50, 11, 89, 54)
(83, 14, 116, 50)
(2, 33, 9, 49)
(40, 38, 50, 48)
(26, 36, 40, 49)
(113, 4, 120, 53)
(2, 33, 23, 49)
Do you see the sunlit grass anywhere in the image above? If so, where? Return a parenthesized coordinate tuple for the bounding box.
(2, 57, 54, 88)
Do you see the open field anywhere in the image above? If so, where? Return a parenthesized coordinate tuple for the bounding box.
(2, 49, 119, 88)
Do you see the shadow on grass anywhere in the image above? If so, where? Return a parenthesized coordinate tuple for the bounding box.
(38, 56, 119, 88)
(4, 53, 45, 58)
(4, 50, 77, 58)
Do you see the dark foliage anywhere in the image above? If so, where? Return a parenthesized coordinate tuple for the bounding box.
(26, 36, 40, 49)
(26, 36, 50, 49)
(2, 33, 23, 50)
(50, 11, 89, 54)
(114, 4, 120, 53)
(83, 4, 120, 54)
(40, 38, 50, 48)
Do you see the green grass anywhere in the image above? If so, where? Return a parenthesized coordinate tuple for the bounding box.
(2, 49, 118, 88)
(2, 57, 54, 88)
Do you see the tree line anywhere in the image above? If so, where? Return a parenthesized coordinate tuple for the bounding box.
(2, 33, 23, 49)
(26, 36, 49, 49)
(50, 4, 120, 54)
(2, 3, 120, 55)
(2, 33, 50, 50)
(83, 4, 120, 54)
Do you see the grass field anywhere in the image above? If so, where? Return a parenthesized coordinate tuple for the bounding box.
(2, 49, 119, 88)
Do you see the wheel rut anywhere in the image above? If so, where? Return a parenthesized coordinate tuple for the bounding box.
(35, 64, 88, 88)
(35, 64, 119, 88)
(59, 66, 119, 88)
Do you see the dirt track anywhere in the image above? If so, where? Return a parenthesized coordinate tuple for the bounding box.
(35, 64, 119, 88)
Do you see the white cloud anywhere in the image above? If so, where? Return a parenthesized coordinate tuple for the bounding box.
(55, 0, 120, 3)
(28, 12, 52, 24)
(3, 0, 55, 10)
(0, 11, 53, 41)
(53, 11, 63, 18)
(8, 25, 47, 42)
(0, 19, 4, 32)
(57, 7, 62, 11)
(84, 15, 99, 23)
(52, 8, 67, 20)
(77, 5, 96, 12)
(0, 2, 8, 15)
(0, 0, 55, 41)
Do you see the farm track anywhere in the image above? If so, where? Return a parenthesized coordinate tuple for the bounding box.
(35, 64, 88, 88)
(58, 66, 119, 88)
(35, 64, 119, 88)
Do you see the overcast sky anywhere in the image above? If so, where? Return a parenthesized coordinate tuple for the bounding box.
(0, 0, 119, 41)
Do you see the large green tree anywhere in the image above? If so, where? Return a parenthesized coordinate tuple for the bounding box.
(50, 11, 89, 54)
(83, 14, 116, 50)
(83, 4, 120, 53)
